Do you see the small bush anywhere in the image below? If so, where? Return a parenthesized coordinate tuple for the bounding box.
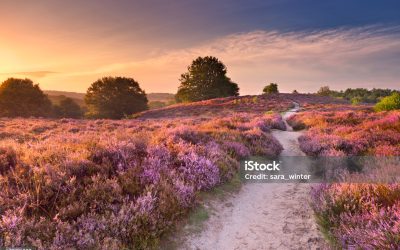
(53, 98, 83, 118)
(374, 92, 400, 111)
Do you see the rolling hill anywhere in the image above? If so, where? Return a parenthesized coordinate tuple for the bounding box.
(44, 90, 175, 107)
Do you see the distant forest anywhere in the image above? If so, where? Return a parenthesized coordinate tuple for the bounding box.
(316, 87, 399, 104)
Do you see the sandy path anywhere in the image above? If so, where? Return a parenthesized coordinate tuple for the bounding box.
(177, 104, 325, 250)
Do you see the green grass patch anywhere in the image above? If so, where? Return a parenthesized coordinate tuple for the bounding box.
(200, 173, 242, 200)
(187, 205, 209, 231)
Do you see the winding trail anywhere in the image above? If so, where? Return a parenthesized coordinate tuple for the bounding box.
(177, 103, 324, 250)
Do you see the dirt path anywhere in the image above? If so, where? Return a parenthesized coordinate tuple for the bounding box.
(176, 103, 325, 250)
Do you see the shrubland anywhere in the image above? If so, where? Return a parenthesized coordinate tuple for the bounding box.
(0, 102, 287, 249)
(288, 106, 400, 248)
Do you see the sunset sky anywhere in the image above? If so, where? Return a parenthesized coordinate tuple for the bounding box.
(1, 0, 400, 94)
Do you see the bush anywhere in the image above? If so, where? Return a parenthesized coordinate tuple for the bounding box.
(351, 96, 362, 105)
(53, 97, 83, 118)
(374, 92, 400, 111)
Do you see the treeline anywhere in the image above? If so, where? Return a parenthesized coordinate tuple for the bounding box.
(316, 86, 399, 104)
(0, 77, 148, 119)
(0, 56, 238, 119)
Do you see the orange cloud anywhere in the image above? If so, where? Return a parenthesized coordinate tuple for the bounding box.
(2, 26, 400, 94)
(0, 71, 57, 78)
(75, 26, 400, 94)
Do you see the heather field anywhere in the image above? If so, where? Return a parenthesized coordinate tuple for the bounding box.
(4, 1, 400, 248)
(137, 93, 345, 119)
(1, 93, 399, 249)
(288, 106, 400, 248)
(0, 95, 290, 249)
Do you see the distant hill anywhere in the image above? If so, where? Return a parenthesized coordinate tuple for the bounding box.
(44, 90, 85, 100)
(146, 93, 175, 102)
(44, 90, 175, 107)
(44, 91, 85, 107)
(136, 93, 350, 119)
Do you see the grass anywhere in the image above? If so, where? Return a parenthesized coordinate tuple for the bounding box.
(187, 205, 210, 232)
(201, 173, 242, 199)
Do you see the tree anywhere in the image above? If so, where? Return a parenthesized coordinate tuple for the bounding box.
(53, 97, 83, 118)
(374, 92, 400, 111)
(175, 56, 239, 102)
(316, 87, 396, 103)
(263, 83, 279, 94)
(85, 77, 148, 119)
(317, 86, 332, 96)
(292, 89, 299, 94)
(0, 78, 52, 117)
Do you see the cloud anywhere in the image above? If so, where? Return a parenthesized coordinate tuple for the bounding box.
(0, 71, 58, 78)
(59, 26, 400, 93)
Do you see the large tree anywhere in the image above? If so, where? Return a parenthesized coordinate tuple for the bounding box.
(176, 56, 239, 102)
(85, 77, 148, 119)
(0, 78, 52, 117)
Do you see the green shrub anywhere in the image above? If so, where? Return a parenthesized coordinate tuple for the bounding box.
(351, 96, 362, 105)
(374, 92, 400, 111)
(263, 83, 279, 94)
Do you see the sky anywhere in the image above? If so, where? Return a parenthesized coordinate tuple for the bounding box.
(0, 0, 400, 94)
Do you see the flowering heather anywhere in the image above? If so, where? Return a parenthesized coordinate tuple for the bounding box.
(137, 94, 294, 119)
(311, 184, 400, 249)
(0, 108, 284, 249)
(292, 107, 400, 248)
(290, 110, 400, 156)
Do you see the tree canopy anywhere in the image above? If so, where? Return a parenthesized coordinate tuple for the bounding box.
(85, 77, 148, 119)
(175, 56, 239, 102)
(263, 83, 279, 94)
(0, 78, 52, 117)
